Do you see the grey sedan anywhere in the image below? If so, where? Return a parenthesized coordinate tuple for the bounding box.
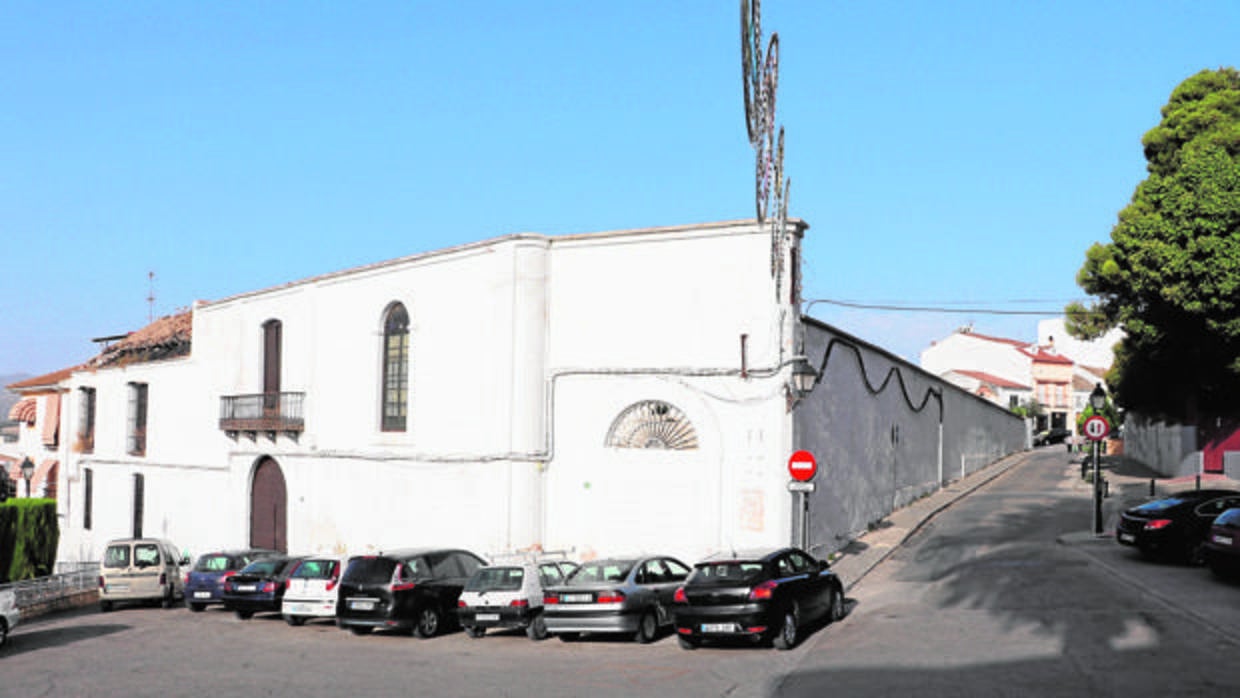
(542, 555, 690, 643)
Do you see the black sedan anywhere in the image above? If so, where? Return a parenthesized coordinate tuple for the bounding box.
(672, 547, 844, 650)
(1116, 489, 1240, 563)
(221, 555, 306, 619)
(336, 548, 487, 638)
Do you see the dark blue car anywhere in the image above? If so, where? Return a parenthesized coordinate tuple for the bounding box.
(185, 548, 277, 612)
(222, 555, 306, 620)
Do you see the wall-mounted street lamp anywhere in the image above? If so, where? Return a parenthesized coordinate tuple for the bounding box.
(788, 356, 818, 399)
(19, 456, 35, 498)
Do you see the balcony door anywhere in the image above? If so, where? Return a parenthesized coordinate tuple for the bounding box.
(250, 456, 287, 552)
(263, 319, 282, 415)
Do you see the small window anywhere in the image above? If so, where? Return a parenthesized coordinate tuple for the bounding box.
(381, 303, 410, 432)
(78, 387, 96, 453)
(127, 382, 148, 456)
(605, 401, 698, 450)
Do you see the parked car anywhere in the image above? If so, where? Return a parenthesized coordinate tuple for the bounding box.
(457, 559, 577, 640)
(98, 537, 189, 612)
(671, 547, 845, 650)
(282, 556, 344, 626)
(1116, 489, 1240, 563)
(0, 588, 19, 649)
(1203, 507, 1240, 577)
(336, 548, 487, 638)
(221, 555, 306, 620)
(1033, 427, 1072, 447)
(542, 555, 690, 643)
(184, 548, 278, 612)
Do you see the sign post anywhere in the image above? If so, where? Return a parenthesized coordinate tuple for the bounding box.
(788, 451, 818, 549)
(1083, 415, 1111, 534)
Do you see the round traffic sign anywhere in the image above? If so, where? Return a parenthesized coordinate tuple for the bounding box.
(788, 450, 817, 482)
(1083, 415, 1110, 441)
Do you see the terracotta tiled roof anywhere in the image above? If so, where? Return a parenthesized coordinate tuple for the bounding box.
(961, 331, 1029, 348)
(954, 370, 1030, 390)
(1024, 347, 1074, 365)
(6, 366, 79, 391)
(89, 311, 192, 368)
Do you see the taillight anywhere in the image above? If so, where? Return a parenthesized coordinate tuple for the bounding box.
(1145, 519, 1173, 531)
(390, 582, 416, 592)
(262, 582, 275, 593)
(284, 579, 292, 590)
(184, 573, 190, 586)
(510, 599, 529, 607)
(159, 573, 167, 586)
(98, 575, 104, 589)
(544, 594, 560, 605)
(596, 591, 625, 604)
(458, 600, 467, 608)
(218, 570, 236, 587)
(326, 577, 339, 592)
(749, 580, 777, 600)
(673, 587, 687, 604)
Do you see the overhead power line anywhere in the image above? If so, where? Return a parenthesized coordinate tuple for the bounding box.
(803, 298, 1096, 316)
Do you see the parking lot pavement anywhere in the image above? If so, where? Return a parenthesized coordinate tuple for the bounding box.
(828, 451, 1031, 592)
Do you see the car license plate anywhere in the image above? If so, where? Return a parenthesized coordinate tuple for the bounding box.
(701, 623, 737, 633)
(108, 584, 129, 593)
(237, 585, 257, 592)
(562, 593, 594, 603)
(349, 599, 376, 611)
(194, 591, 211, 599)
(477, 613, 500, 622)
(1119, 533, 1135, 543)
(286, 603, 308, 614)
(1213, 534, 1233, 546)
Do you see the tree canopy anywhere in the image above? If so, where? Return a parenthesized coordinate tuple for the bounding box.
(1066, 67, 1240, 421)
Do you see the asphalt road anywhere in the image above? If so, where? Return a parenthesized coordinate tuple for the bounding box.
(4, 448, 1239, 697)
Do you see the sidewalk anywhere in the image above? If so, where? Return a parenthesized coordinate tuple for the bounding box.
(829, 451, 1030, 592)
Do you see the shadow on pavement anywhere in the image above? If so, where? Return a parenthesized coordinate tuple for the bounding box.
(4, 621, 130, 658)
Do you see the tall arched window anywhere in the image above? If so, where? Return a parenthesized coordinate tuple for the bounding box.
(381, 303, 410, 432)
(604, 400, 698, 450)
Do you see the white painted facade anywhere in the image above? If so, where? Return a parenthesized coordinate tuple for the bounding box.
(54, 220, 808, 566)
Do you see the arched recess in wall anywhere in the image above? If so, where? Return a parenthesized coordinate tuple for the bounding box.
(250, 456, 287, 552)
(604, 400, 699, 450)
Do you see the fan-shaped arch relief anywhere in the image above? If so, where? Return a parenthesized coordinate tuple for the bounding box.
(604, 400, 699, 450)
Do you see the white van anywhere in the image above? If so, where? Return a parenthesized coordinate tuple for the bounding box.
(98, 538, 189, 612)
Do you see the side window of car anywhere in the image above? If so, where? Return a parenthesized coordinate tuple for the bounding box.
(428, 553, 461, 578)
(539, 564, 563, 587)
(788, 551, 814, 573)
(663, 559, 690, 581)
(452, 553, 483, 578)
(777, 556, 795, 577)
(406, 557, 428, 580)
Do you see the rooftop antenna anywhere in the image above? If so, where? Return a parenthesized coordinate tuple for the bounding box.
(147, 271, 155, 323)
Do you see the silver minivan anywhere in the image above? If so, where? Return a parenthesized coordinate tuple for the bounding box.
(98, 538, 189, 612)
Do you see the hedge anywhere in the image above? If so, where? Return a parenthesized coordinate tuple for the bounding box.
(0, 498, 60, 583)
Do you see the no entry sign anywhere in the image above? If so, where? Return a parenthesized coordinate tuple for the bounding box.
(788, 450, 818, 482)
(1083, 415, 1111, 441)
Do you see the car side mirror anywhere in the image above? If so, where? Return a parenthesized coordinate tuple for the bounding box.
(818, 558, 832, 570)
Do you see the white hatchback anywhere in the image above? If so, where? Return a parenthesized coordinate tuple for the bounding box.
(457, 559, 577, 640)
(1, 588, 19, 650)
(281, 556, 343, 626)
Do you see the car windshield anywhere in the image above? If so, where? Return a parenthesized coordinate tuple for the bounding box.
(465, 567, 524, 592)
(104, 545, 131, 568)
(690, 562, 765, 583)
(342, 556, 399, 584)
(240, 559, 283, 576)
(292, 559, 337, 579)
(1134, 498, 1187, 512)
(194, 555, 232, 572)
(566, 561, 633, 585)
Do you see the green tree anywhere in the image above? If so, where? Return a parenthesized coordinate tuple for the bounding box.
(1067, 67, 1240, 421)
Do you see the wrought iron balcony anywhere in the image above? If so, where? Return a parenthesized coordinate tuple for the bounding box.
(219, 392, 305, 436)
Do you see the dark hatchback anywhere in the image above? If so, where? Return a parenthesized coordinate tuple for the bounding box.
(1204, 507, 1240, 577)
(672, 547, 845, 650)
(336, 548, 487, 638)
(1116, 489, 1240, 563)
(221, 555, 306, 619)
(184, 548, 278, 612)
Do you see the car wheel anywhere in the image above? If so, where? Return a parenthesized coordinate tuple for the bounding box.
(526, 614, 548, 641)
(100, 601, 113, 613)
(772, 605, 799, 650)
(1187, 540, 1207, 566)
(677, 634, 699, 650)
(557, 631, 580, 642)
(286, 615, 306, 627)
(415, 606, 441, 638)
(464, 625, 485, 639)
(829, 587, 846, 622)
(188, 603, 205, 613)
(236, 610, 254, 620)
(634, 609, 658, 644)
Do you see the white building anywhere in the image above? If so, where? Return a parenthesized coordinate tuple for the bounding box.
(53, 220, 812, 565)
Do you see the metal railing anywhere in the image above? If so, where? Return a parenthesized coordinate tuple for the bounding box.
(0, 562, 99, 610)
(219, 391, 305, 433)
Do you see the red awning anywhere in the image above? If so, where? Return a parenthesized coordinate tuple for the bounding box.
(42, 394, 60, 446)
(32, 459, 58, 499)
(8, 398, 35, 424)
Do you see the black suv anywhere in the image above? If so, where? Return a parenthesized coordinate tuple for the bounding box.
(336, 548, 486, 637)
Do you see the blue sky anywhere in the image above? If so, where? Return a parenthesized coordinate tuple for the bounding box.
(2, 1, 1237, 377)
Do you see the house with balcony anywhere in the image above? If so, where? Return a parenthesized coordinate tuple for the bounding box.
(4, 368, 76, 499)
